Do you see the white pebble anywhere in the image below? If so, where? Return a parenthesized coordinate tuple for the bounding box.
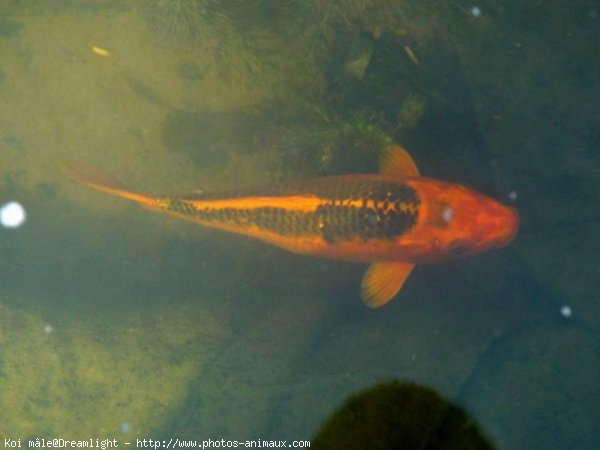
(560, 305, 572, 318)
(1, 201, 26, 228)
(120, 421, 131, 434)
(508, 191, 518, 201)
(470, 6, 482, 17)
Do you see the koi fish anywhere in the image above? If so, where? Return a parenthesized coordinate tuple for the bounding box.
(63, 145, 518, 307)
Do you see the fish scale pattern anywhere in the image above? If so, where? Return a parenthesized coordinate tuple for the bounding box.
(166, 180, 420, 243)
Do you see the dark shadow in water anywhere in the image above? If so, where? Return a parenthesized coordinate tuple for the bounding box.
(312, 380, 496, 450)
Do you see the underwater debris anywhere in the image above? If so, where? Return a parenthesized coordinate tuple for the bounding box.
(91, 46, 111, 57)
(344, 34, 376, 80)
(396, 93, 426, 129)
(403, 45, 420, 65)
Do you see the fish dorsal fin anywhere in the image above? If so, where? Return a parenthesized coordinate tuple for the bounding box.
(379, 145, 420, 178)
(361, 261, 415, 308)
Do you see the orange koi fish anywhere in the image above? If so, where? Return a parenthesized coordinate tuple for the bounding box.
(63, 146, 518, 307)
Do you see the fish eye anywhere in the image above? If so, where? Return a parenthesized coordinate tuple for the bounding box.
(448, 241, 468, 257)
(441, 206, 454, 223)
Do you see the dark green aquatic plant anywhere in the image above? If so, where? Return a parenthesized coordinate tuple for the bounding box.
(140, 0, 295, 95)
(141, 0, 221, 45)
(285, 105, 393, 173)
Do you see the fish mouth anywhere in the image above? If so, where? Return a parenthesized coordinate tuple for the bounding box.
(492, 205, 520, 248)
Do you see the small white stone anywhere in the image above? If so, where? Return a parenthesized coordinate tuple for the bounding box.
(1, 201, 26, 228)
(470, 6, 482, 17)
(120, 421, 131, 434)
(560, 305, 572, 318)
(508, 191, 518, 201)
(44, 324, 54, 334)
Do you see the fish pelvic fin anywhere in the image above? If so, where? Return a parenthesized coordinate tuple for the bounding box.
(361, 261, 415, 308)
(62, 161, 160, 209)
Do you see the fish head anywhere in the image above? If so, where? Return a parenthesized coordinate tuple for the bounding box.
(406, 179, 519, 262)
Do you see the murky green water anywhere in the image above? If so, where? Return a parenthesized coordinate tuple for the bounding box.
(0, 1, 597, 449)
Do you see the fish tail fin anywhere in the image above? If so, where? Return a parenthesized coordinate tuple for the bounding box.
(61, 161, 160, 209)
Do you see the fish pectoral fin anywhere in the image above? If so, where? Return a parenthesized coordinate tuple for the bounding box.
(361, 261, 415, 308)
(379, 145, 420, 178)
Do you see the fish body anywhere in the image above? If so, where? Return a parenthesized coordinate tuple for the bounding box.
(64, 146, 518, 307)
